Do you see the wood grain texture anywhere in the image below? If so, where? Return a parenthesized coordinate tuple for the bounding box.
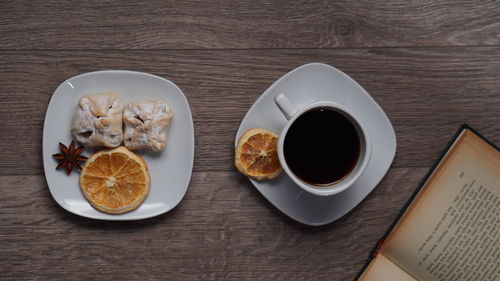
(1, 0, 499, 50)
(1, 2, 500, 280)
(0, 168, 427, 281)
(0, 48, 498, 175)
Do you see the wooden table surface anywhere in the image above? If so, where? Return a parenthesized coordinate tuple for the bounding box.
(1, 1, 499, 280)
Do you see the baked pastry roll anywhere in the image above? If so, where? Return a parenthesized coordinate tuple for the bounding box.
(71, 92, 124, 147)
(123, 100, 173, 152)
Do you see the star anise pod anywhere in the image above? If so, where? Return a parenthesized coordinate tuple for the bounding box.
(52, 141, 88, 175)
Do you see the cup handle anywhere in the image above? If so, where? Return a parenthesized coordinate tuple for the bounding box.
(275, 93, 298, 120)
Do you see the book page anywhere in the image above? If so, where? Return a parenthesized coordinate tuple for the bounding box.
(382, 130, 500, 281)
(358, 254, 417, 281)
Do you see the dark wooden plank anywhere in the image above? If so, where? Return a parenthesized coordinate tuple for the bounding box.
(1, 0, 499, 50)
(0, 167, 427, 280)
(0, 48, 498, 175)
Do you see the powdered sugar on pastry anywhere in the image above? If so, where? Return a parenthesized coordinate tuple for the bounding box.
(71, 92, 124, 147)
(123, 100, 173, 152)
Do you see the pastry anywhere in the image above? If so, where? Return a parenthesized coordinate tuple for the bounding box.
(123, 100, 173, 152)
(71, 92, 124, 147)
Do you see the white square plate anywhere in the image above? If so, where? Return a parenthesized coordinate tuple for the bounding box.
(235, 63, 396, 226)
(43, 70, 194, 220)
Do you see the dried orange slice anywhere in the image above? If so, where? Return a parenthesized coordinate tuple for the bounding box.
(235, 128, 282, 180)
(80, 146, 150, 214)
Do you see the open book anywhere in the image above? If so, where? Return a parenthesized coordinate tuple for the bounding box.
(357, 125, 499, 281)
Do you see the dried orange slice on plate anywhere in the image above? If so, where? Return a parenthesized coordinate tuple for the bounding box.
(235, 128, 282, 180)
(80, 146, 150, 214)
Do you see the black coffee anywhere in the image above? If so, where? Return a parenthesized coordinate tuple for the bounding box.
(283, 107, 360, 186)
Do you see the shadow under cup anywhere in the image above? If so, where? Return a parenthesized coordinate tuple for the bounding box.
(280, 104, 370, 196)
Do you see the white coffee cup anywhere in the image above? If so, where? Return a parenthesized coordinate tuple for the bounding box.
(274, 93, 371, 196)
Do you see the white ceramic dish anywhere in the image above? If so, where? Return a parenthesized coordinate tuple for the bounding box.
(235, 63, 396, 226)
(43, 70, 194, 220)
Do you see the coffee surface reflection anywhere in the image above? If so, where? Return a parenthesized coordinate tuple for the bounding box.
(283, 107, 360, 186)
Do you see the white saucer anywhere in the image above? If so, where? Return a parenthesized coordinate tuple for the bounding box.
(235, 63, 396, 226)
(43, 70, 194, 220)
